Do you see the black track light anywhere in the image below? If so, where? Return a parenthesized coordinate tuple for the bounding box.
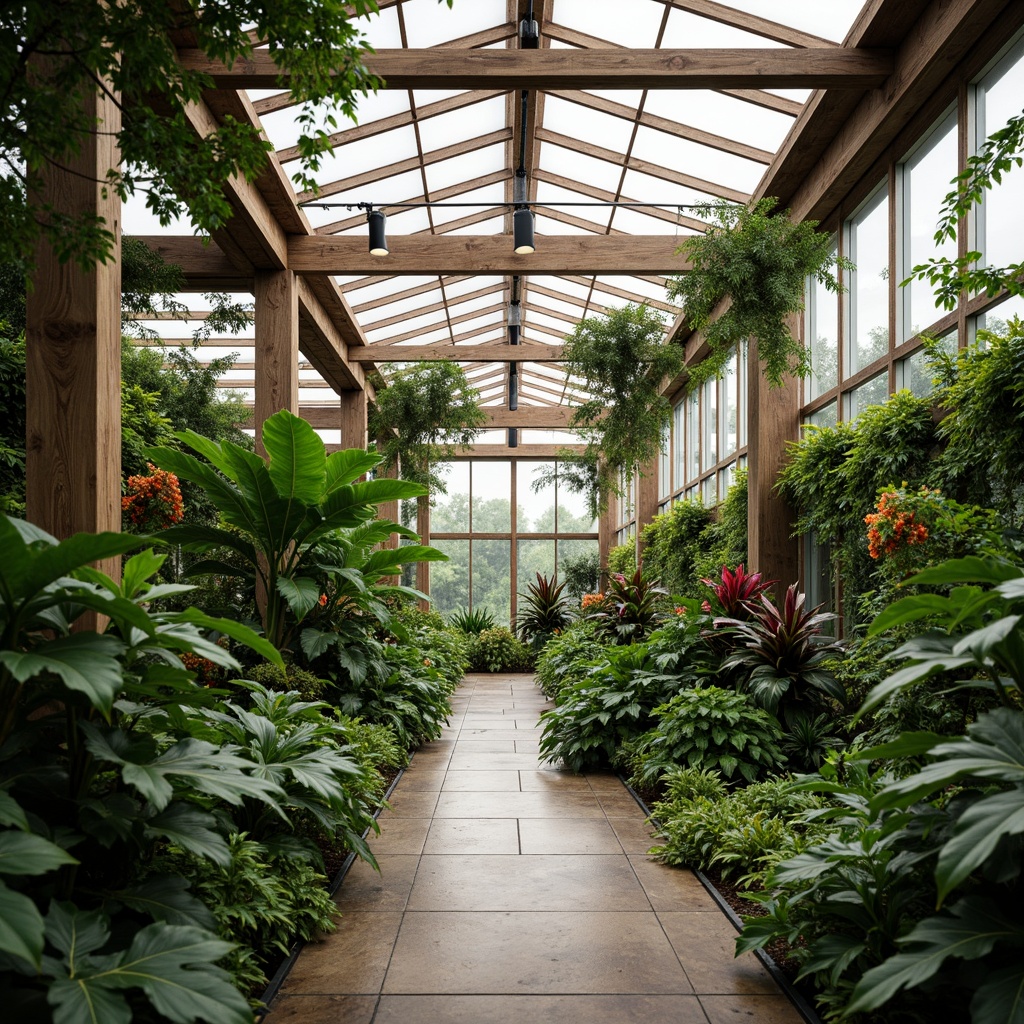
(513, 207, 535, 254)
(508, 427, 518, 448)
(508, 299, 521, 344)
(519, 18, 539, 47)
(367, 209, 388, 256)
(509, 362, 518, 412)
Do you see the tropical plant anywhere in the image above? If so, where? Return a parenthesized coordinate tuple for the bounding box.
(717, 584, 845, 724)
(839, 554, 1024, 1023)
(669, 197, 852, 388)
(148, 409, 440, 650)
(559, 550, 601, 603)
(560, 303, 681, 503)
(535, 619, 610, 699)
(624, 686, 785, 787)
(639, 497, 714, 596)
(0, 518, 286, 1023)
(447, 606, 498, 634)
(606, 542, 637, 578)
(780, 712, 845, 772)
(516, 572, 573, 647)
(589, 565, 667, 644)
(701, 563, 776, 618)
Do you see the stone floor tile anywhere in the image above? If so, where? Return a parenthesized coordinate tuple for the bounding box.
(382, 911, 695, 994)
(261, 994, 376, 1023)
(407, 854, 649, 912)
(379, 789, 438, 818)
(606, 815, 659, 854)
(448, 752, 547, 771)
(518, 769, 591, 791)
(627, 856, 719, 911)
(453, 738, 519, 753)
(659, 912, 780, 995)
(277, 912, 402, 995)
(433, 789, 605, 818)
(334, 854, 419, 912)
(423, 817, 520, 854)
(597, 790, 646, 816)
(441, 769, 522, 791)
(700, 994, 803, 1023)
(365, 815, 431, 855)
(389, 769, 445, 793)
(372, 994, 710, 1024)
(519, 816, 623, 854)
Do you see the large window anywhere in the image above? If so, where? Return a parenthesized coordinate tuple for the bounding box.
(428, 459, 599, 624)
(846, 186, 890, 376)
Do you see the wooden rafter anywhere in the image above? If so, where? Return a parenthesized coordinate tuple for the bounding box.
(177, 47, 894, 91)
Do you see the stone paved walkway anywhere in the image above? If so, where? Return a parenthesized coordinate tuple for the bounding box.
(263, 673, 804, 1024)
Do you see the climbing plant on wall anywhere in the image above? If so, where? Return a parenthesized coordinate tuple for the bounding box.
(669, 198, 851, 389)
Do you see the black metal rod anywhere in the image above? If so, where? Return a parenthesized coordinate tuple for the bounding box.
(302, 199, 730, 210)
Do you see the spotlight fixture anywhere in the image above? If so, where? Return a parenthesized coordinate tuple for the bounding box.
(520, 0, 539, 47)
(513, 207, 535, 255)
(508, 427, 518, 448)
(509, 361, 519, 412)
(367, 208, 389, 256)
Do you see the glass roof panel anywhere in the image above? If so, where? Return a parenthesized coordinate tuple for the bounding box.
(416, 96, 506, 151)
(536, 142, 623, 192)
(551, 0, 664, 46)
(345, 275, 437, 305)
(629, 126, 764, 193)
(619, 168, 722, 210)
(401, 0, 504, 49)
(661, 9, 788, 48)
(541, 97, 636, 153)
(608, 207, 694, 235)
(446, 275, 503, 297)
(718, 0, 865, 42)
(359, 5, 403, 48)
(302, 126, 420, 189)
(424, 144, 505, 192)
(445, 214, 505, 235)
(643, 90, 794, 152)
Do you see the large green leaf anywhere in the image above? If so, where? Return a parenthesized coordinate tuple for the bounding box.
(847, 897, 1019, 1015)
(360, 545, 448, 578)
(0, 633, 126, 715)
(158, 523, 257, 565)
(261, 409, 327, 504)
(276, 576, 321, 622)
(908, 556, 1024, 587)
(351, 477, 427, 505)
(219, 443, 306, 552)
(299, 628, 340, 662)
(144, 804, 230, 867)
(324, 448, 380, 493)
(160, 609, 284, 669)
(44, 906, 250, 1024)
(972, 965, 1024, 1024)
(0, 790, 29, 830)
(936, 788, 1024, 903)
(113, 876, 216, 930)
(0, 831, 78, 876)
(0, 880, 44, 966)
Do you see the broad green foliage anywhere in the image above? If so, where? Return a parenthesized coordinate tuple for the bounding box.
(0, 332, 25, 515)
(606, 543, 637, 579)
(5, 1, 453, 272)
(624, 686, 785, 787)
(669, 198, 851, 388)
(0, 518, 286, 1022)
(650, 768, 824, 887)
(589, 566, 668, 644)
(448, 607, 498, 635)
(149, 409, 439, 649)
(640, 497, 714, 596)
(560, 550, 601, 603)
(561, 304, 680, 501)
(535, 619, 608, 699)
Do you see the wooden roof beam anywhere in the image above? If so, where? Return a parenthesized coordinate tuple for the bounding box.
(288, 234, 693, 275)
(350, 341, 563, 362)
(178, 47, 894, 91)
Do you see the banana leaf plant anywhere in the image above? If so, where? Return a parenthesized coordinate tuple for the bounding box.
(0, 516, 286, 1024)
(148, 409, 446, 651)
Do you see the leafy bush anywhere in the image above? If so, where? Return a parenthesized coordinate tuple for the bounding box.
(538, 645, 683, 772)
(560, 550, 600, 602)
(623, 686, 785, 788)
(336, 715, 409, 795)
(467, 626, 534, 673)
(516, 572, 573, 647)
(650, 768, 824, 887)
(606, 542, 636, 578)
(244, 660, 330, 702)
(0, 519, 285, 1023)
(158, 834, 336, 996)
(639, 498, 713, 596)
(535, 619, 609, 699)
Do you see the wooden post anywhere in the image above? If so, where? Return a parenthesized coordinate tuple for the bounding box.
(634, 459, 660, 567)
(746, 334, 801, 588)
(598, 499, 615, 592)
(254, 270, 299, 455)
(339, 389, 368, 449)
(26, 82, 122, 581)
(416, 494, 431, 611)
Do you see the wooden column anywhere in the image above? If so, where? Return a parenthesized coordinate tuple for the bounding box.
(339, 389, 368, 449)
(26, 83, 122, 580)
(416, 494, 431, 611)
(254, 270, 299, 454)
(598, 498, 615, 591)
(746, 334, 801, 588)
(634, 459, 660, 567)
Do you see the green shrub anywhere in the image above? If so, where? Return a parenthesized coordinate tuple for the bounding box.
(535, 619, 609, 699)
(650, 769, 824, 887)
(538, 644, 683, 771)
(243, 660, 329, 702)
(624, 686, 786, 788)
(606, 542, 636, 578)
(695, 467, 749, 583)
(336, 715, 409, 795)
(467, 626, 534, 673)
(516, 572, 574, 648)
(589, 565, 667, 644)
(158, 834, 337, 997)
(560, 550, 600, 602)
(640, 498, 713, 596)
(448, 606, 497, 634)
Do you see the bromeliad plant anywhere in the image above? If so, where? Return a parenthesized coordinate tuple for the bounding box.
(716, 584, 845, 725)
(0, 517, 286, 1023)
(149, 409, 443, 651)
(516, 572, 573, 648)
(701, 563, 775, 618)
(589, 566, 667, 644)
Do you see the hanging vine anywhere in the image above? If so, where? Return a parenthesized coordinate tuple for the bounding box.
(669, 198, 851, 389)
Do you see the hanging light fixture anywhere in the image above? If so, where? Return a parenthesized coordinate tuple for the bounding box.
(508, 427, 518, 448)
(509, 361, 518, 411)
(367, 208, 389, 256)
(513, 207, 535, 255)
(508, 297, 521, 344)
